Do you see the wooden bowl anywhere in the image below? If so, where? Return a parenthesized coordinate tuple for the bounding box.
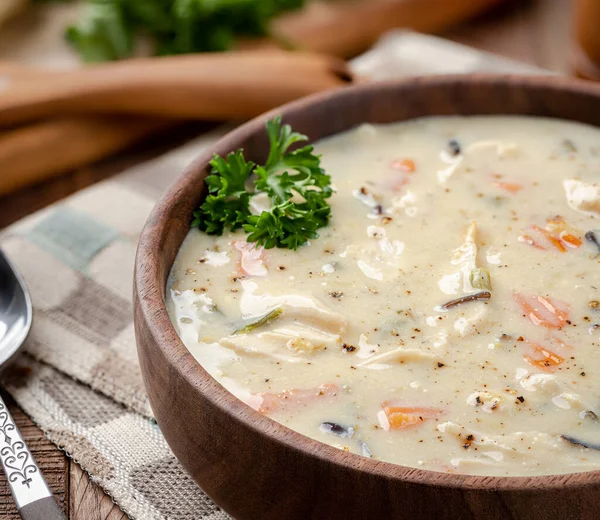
(134, 75, 600, 520)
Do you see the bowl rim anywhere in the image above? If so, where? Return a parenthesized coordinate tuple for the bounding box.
(135, 73, 600, 491)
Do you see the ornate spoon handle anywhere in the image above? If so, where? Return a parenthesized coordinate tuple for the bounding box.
(0, 396, 65, 520)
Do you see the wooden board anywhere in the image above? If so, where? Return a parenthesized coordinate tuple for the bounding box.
(69, 464, 127, 520)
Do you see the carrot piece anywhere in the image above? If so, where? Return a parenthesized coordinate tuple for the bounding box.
(518, 234, 545, 250)
(521, 336, 570, 372)
(493, 181, 524, 193)
(560, 232, 582, 248)
(514, 293, 570, 329)
(391, 158, 416, 173)
(520, 217, 582, 253)
(524, 343, 565, 372)
(531, 225, 567, 252)
(381, 403, 441, 430)
(258, 383, 338, 414)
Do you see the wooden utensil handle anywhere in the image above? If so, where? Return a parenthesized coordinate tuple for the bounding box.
(573, 0, 600, 80)
(0, 51, 352, 129)
(271, 0, 509, 58)
(0, 116, 172, 196)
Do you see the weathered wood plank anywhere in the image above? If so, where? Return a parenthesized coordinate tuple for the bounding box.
(69, 463, 128, 520)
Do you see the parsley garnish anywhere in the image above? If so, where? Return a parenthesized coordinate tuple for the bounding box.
(192, 116, 333, 250)
(61, 0, 305, 62)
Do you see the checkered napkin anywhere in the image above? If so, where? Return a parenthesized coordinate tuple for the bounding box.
(0, 33, 546, 520)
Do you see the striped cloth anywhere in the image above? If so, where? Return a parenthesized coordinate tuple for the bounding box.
(0, 32, 546, 520)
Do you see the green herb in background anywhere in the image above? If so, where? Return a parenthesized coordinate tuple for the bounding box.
(192, 116, 334, 250)
(62, 0, 305, 62)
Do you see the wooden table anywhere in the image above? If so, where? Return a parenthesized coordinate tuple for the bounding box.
(0, 0, 574, 517)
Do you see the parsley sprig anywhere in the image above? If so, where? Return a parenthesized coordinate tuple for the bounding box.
(61, 0, 305, 62)
(192, 116, 333, 250)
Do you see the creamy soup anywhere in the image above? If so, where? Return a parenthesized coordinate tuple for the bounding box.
(167, 116, 600, 476)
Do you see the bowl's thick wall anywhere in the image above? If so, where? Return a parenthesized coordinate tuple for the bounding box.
(134, 76, 600, 520)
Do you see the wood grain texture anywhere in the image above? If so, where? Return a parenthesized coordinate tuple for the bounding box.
(0, 52, 350, 198)
(135, 75, 600, 520)
(269, 0, 508, 58)
(572, 0, 600, 80)
(0, 52, 352, 128)
(0, 121, 212, 229)
(0, 2, 578, 518)
(0, 116, 173, 196)
(0, 0, 28, 28)
(69, 464, 126, 520)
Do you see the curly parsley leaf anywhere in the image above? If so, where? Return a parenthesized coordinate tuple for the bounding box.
(194, 116, 333, 250)
(63, 0, 305, 63)
(192, 150, 254, 234)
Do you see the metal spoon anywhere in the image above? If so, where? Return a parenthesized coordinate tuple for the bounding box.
(0, 249, 65, 520)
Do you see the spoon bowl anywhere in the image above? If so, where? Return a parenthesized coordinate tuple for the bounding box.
(0, 249, 32, 368)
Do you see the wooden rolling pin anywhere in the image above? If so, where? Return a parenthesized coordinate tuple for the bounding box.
(0, 51, 352, 129)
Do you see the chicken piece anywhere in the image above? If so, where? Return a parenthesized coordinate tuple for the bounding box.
(453, 221, 478, 270)
(221, 297, 347, 361)
(564, 180, 600, 218)
(519, 372, 561, 394)
(234, 241, 267, 277)
(466, 391, 502, 413)
(221, 322, 343, 360)
(439, 222, 491, 295)
(436, 223, 494, 341)
(517, 372, 600, 412)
